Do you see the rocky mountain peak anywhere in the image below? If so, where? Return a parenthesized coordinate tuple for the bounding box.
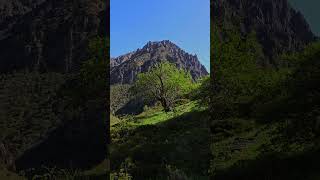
(110, 40, 208, 85)
(142, 40, 178, 49)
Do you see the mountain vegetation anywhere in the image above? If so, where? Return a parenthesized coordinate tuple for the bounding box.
(111, 87, 211, 179)
(209, 0, 320, 179)
(110, 41, 209, 116)
(1, 0, 319, 179)
(110, 42, 210, 179)
(132, 62, 195, 112)
(0, 0, 109, 178)
(110, 40, 208, 85)
(0, 36, 109, 179)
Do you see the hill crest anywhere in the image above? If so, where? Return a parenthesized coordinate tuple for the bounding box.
(110, 40, 208, 84)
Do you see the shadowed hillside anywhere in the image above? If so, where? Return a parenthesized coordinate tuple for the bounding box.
(209, 0, 320, 179)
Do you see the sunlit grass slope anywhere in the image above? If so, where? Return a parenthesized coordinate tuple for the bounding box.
(110, 101, 210, 179)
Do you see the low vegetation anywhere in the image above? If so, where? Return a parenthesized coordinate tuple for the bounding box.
(110, 62, 211, 179)
(0, 37, 108, 179)
(111, 101, 210, 179)
(209, 23, 320, 179)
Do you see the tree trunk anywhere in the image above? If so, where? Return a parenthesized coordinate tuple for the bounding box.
(161, 98, 171, 112)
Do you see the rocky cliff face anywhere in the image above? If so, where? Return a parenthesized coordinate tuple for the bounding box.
(212, 0, 316, 65)
(110, 51, 135, 67)
(0, 0, 107, 73)
(110, 40, 209, 85)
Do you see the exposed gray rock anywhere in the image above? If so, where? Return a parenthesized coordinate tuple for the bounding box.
(110, 40, 209, 85)
(110, 51, 135, 67)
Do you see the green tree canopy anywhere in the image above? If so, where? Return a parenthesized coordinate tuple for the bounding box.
(132, 62, 193, 112)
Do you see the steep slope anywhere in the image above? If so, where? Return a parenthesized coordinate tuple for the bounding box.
(0, 0, 107, 73)
(110, 51, 135, 67)
(111, 101, 211, 178)
(110, 40, 208, 85)
(209, 0, 320, 179)
(0, 1, 109, 176)
(212, 0, 316, 65)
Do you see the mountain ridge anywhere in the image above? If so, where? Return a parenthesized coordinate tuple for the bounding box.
(110, 40, 208, 85)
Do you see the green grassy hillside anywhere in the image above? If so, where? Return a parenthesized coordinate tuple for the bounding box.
(110, 101, 210, 179)
(211, 118, 320, 180)
(209, 21, 320, 179)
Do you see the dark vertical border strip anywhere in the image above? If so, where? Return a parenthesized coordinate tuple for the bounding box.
(209, 0, 214, 122)
(209, 1, 214, 179)
(106, 0, 111, 178)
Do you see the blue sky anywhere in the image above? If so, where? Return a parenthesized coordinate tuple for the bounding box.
(110, 0, 210, 72)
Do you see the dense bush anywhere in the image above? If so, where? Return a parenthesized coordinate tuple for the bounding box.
(110, 84, 131, 114)
(191, 76, 211, 106)
(254, 41, 320, 131)
(0, 71, 66, 162)
(211, 28, 290, 119)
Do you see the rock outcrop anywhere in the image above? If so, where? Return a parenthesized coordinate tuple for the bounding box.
(110, 40, 209, 85)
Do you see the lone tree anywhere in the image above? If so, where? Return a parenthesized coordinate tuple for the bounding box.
(132, 62, 193, 112)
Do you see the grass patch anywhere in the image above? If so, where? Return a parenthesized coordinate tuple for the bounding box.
(111, 101, 210, 179)
(128, 101, 199, 126)
(210, 118, 320, 180)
